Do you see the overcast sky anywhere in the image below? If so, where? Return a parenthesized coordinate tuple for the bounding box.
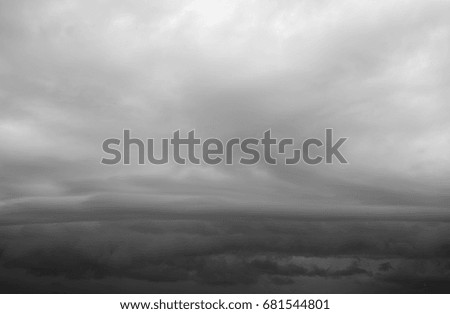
(0, 0, 449, 214)
(1, 0, 450, 294)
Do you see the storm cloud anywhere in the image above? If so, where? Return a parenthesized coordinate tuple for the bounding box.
(0, 0, 449, 293)
(1, 208, 450, 293)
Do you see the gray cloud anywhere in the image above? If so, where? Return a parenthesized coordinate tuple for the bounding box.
(0, 0, 449, 293)
(0, 210, 449, 292)
(0, 0, 449, 211)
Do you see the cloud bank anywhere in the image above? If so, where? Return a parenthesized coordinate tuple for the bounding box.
(1, 209, 450, 293)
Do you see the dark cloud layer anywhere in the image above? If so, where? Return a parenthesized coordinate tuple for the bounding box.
(0, 209, 449, 293)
